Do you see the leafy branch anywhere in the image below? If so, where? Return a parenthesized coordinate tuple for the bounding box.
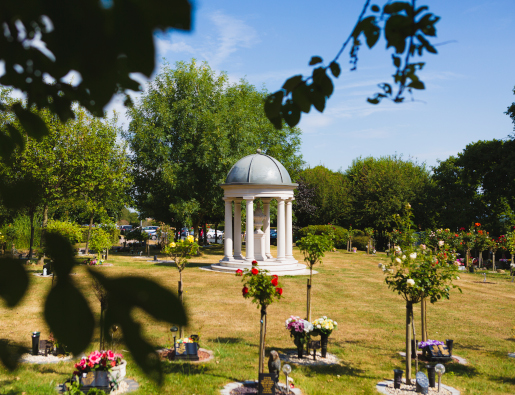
(264, 0, 440, 129)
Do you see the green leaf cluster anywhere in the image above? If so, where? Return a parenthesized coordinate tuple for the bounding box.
(297, 231, 334, 269)
(238, 268, 283, 309)
(163, 237, 199, 272)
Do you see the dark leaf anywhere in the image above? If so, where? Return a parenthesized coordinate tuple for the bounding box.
(309, 56, 323, 66)
(415, 5, 429, 16)
(282, 75, 303, 94)
(281, 99, 301, 128)
(408, 80, 425, 90)
(379, 83, 392, 95)
(12, 103, 49, 141)
(6, 124, 24, 151)
(312, 68, 333, 97)
(0, 131, 16, 158)
(392, 55, 401, 68)
(384, 14, 412, 54)
(329, 61, 341, 78)
(0, 258, 29, 308)
(308, 85, 326, 112)
(44, 281, 95, 355)
(383, 1, 413, 15)
(264, 91, 284, 121)
(371, 4, 380, 12)
(0, 340, 25, 371)
(416, 34, 437, 54)
(361, 17, 380, 48)
(43, 233, 76, 278)
(268, 116, 283, 130)
(292, 83, 311, 113)
(89, 271, 188, 385)
(417, 13, 439, 36)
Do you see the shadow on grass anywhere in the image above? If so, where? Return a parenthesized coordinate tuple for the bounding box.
(453, 342, 484, 351)
(489, 374, 515, 386)
(445, 362, 479, 378)
(213, 337, 246, 345)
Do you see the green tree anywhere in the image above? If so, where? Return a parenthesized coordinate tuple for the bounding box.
(344, 155, 433, 247)
(126, 60, 303, 237)
(294, 166, 350, 227)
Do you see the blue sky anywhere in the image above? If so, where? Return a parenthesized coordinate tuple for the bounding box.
(111, 0, 515, 173)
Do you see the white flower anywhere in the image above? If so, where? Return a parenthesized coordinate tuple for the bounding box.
(388, 268, 393, 273)
(395, 257, 402, 264)
(456, 276, 460, 280)
(438, 240, 445, 246)
(407, 279, 415, 287)
(394, 246, 401, 251)
(410, 252, 417, 259)
(288, 377, 294, 383)
(420, 244, 427, 250)
(402, 255, 406, 260)
(334, 322, 337, 325)
(317, 325, 321, 329)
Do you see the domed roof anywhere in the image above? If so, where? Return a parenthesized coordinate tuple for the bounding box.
(225, 150, 293, 185)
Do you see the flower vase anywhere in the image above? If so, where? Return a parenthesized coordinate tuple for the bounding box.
(320, 334, 329, 358)
(297, 343, 304, 358)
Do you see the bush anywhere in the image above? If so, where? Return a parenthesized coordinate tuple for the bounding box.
(89, 228, 113, 257)
(46, 220, 83, 246)
(295, 225, 347, 249)
(352, 235, 370, 251)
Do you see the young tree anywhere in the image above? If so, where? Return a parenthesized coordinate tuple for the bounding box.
(163, 235, 199, 339)
(297, 230, 333, 321)
(379, 204, 460, 383)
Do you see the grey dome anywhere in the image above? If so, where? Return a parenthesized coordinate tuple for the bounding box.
(225, 151, 293, 184)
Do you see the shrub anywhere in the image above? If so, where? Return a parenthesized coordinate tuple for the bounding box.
(352, 235, 369, 251)
(46, 220, 83, 246)
(89, 228, 113, 257)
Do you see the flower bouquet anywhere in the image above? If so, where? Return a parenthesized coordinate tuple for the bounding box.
(311, 316, 337, 357)
(72, 350, 125, 391)
(285, 316, 313, 358)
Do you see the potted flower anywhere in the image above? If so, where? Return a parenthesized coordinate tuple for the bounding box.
(73, 350, 125, 390)
(285, 316, 313, 358)
(311, 316, 338, 357)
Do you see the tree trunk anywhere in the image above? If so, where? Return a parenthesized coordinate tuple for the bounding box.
(258, 305, 267, 376)
(85, 211, 95, 255)
(203, 222, 207, 246)
(420, 298, 427, 342)
(38, 203, 49, 264)
(406, 301, 413, 385)
(179, 271, 184, 339)
(214, 223, 219, 244)
(307, 268, 313, 322)
(28, 209, 35, 259)
(411, 307, 418, 374)
(99, 301, 106, 350)
(492, 250, 496, 271)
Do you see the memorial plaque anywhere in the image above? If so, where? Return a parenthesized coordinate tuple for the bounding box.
(427, 344, 452, 362)
(310, 340, 321, 361)
(258, 373, 276, 395)
(415, 371, 429, 395)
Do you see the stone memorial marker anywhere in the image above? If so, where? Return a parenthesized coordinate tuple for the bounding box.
(258, 373, 276, 395)
(427, 344, 452, 361)
(415, 371, 429, 395)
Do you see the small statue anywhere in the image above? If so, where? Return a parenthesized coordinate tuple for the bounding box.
(268, 350, 281, 387)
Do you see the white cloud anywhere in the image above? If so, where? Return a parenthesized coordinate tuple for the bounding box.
(155, 37, 196, 56)
(205, 11, 259, 68)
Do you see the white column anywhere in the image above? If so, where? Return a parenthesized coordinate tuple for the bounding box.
(223, 198, 233, 261)
(245, 197, 255, 261)
(286, 198, 294, 260)
(234, 199, 243, 260)
(276, 198, 286, 261)
(262, 198, 272, 259)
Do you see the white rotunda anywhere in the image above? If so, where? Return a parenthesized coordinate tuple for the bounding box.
(209, 150, 310, 275)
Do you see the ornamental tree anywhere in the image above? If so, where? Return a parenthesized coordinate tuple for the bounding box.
(379, 204, 461, 384)
(163, 235, 199, 338)
(297, 230, 333, 321)
(236, 263, 283, 377)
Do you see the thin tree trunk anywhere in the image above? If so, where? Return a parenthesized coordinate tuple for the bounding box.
(203, 222, 207, 246)
(179, 271, 184, 339)
(411, 308, 418, 374)
(493, 250, 496, 271)
(28, 209, 35, 259)
(421, 297, 427, 342)
(38, 203, 49, 264)
(85, 211, 95, 255)
(258, 305, 267, 376)
(307, 267, 313, 322)
(214, 223, 218, 244)
(406, 301, 413, 385)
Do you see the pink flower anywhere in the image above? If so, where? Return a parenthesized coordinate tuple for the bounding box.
(107, 350, 115, 361)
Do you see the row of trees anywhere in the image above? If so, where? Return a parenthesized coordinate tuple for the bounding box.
(295, 134, 515, 247)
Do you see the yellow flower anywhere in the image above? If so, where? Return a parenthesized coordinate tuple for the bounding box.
(169, 242, 176, 248)
(187, 235, 194, 243)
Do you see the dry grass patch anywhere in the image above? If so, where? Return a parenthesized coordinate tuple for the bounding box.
(0, 246, 514, 394)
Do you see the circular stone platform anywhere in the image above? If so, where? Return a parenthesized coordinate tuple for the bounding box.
(279, 350, 339, 366)
(376, 379, 460, 395)
(220, 380, 302, 395)
(202, 264, 315, 276)
(57, 379, 139, 394)
(21, 353, 73, 364)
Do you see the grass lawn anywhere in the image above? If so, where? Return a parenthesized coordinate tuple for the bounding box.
(0, 245, 514, 394)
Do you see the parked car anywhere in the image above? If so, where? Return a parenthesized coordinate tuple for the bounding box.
(142, 226, 159, 240)
(120, 225, 133, 234)
(207, 229, 224, 238)
(270, 229, 277, 245)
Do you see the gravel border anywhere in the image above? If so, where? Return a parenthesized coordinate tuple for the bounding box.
(279, 350, 340, 366)
(56, 378, 139, 394)
(376, 379, 460, 395)
(20, 353, 73, 364)
(220, 380, 302, 395)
